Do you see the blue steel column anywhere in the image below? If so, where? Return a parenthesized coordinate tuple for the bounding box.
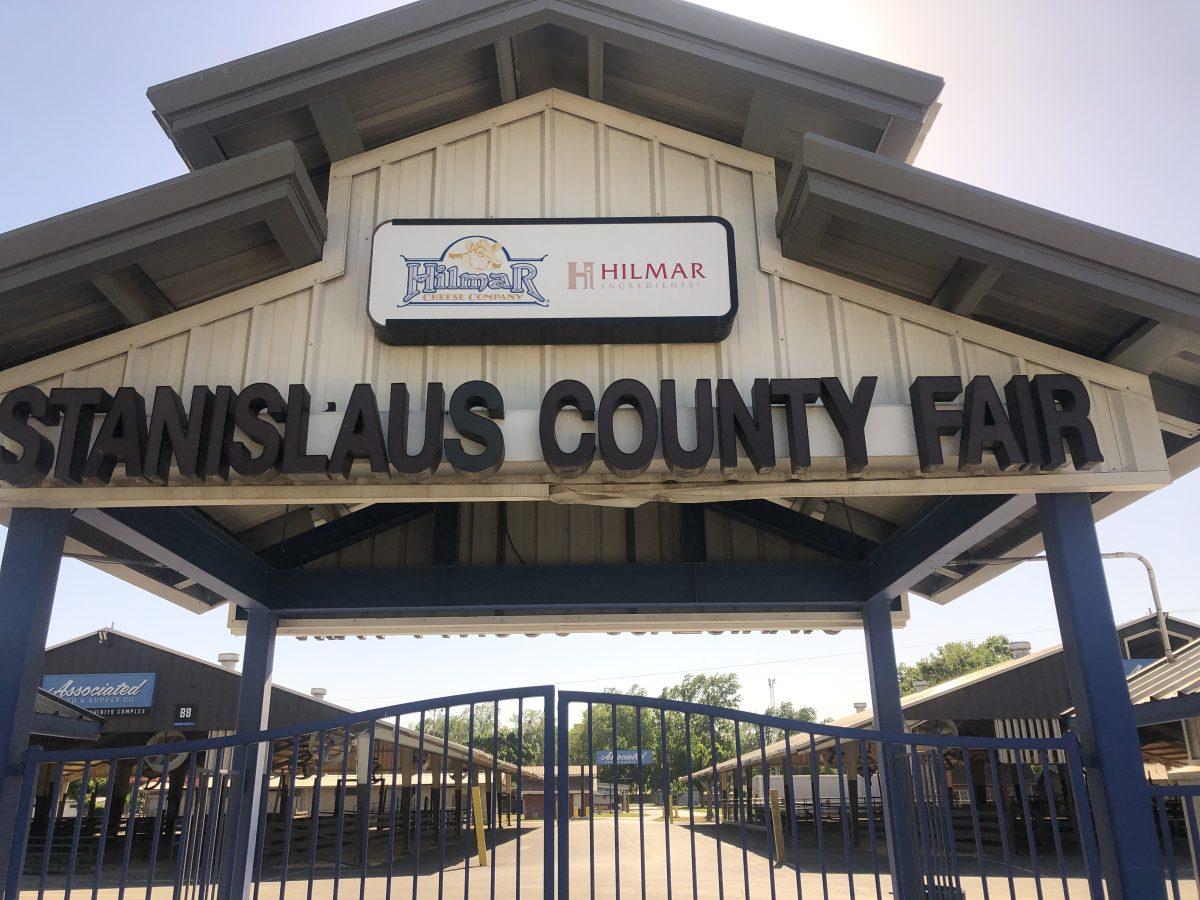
(1037, 492, 1165, 900)
(218, 607, 278, 900)
(862, 595, 923, 899)
(0, 508, 71, 889)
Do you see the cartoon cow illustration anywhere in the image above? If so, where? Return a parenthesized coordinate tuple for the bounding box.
(447, 239, 504, 271)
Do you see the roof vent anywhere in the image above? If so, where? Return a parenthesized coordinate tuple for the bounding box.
(853, 702, 868, 714)
(1008, 640, 1031, 659)
(217, 652, 240, 671)
(311, 688, 328, 701)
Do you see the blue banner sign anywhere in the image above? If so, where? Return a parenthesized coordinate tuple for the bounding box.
(41, 673, 156, 716)
(596, 749, 654, 766)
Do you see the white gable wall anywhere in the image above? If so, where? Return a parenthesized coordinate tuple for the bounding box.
(0, 90, 1168, 507)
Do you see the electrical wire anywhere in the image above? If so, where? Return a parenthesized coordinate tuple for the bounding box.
(335, 624, 1064, 702)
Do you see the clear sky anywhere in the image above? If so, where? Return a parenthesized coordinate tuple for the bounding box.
(2, 0, 1199, 722)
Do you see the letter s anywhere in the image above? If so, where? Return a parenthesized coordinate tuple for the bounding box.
(0, 386, 58, 487)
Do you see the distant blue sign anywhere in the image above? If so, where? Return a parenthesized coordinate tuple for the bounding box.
(596, 750, 654, 766)
(41, 673, 156, 717)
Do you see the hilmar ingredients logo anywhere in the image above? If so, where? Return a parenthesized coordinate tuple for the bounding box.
(565, 260, 708, 290)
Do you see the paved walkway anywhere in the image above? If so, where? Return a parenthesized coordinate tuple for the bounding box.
(19, 815, 1190, 900)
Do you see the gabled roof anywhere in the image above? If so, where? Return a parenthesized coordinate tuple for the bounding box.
(147, 0, 943, 175)
(0, 143, 325, 369)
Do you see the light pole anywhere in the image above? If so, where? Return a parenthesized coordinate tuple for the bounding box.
(949, 551, 1174, 661)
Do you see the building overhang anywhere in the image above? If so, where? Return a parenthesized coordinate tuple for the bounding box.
(0, 142, 326, 369)
(146, 0, 942, 178)
(778, 133, 1200, 426)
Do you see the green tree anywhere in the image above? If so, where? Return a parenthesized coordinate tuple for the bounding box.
(659, 674, 743, 792)
(762, 700, 819, 744)
(897, 635, 1011, 694)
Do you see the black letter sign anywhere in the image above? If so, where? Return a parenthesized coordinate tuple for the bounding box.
(1032, 374, 1103, 470)
(0, 386, 57, 487)
(540, 380, 597, 479)
(909, 376, 963, 473)
(444, 381, 505, 476)
(598, 380, 658, 478)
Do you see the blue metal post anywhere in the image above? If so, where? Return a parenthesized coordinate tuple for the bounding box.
(0, 508, 70, 890)
(1037, 492, 1165, 900)
(862, 595, 923, 900)
(218, 607, 277, 900)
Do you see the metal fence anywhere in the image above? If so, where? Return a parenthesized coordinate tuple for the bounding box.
(6, 687, 1111, 900)
(1151, 783, 1200, 899)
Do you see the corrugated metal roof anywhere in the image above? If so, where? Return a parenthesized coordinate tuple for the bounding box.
(1126, 637, 1200, 704)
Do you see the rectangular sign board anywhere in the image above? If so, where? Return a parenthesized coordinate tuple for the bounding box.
(41, 673, 156, 717)
(367, 217, 737, 345)
(596, 749, 655, 766)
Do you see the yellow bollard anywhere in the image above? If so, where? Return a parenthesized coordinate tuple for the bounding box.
(769, 789, 785, 866)
(471, 786, 488, 866)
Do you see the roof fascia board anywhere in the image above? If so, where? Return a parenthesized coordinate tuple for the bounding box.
(543, 2, 930, 126)
(0, 143, 325, 301)
(149, 0, 939, 160)
(151, 1, 549, 137)
(555, 0, 941, 107)
(793, 170, 1200, 332)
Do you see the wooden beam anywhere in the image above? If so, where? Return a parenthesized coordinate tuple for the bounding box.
(586, 36, 604, 101)
(1106, 320, 1196, 374)
(91, 265, 174, 324)
(931, 258, 1002, 316)
(494, 38, 518, 104)
(308, 94, 365, 162)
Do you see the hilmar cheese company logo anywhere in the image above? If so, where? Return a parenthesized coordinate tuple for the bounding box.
(400, 235, 548, 306)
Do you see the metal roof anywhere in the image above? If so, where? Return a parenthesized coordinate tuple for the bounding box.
(779, 133, 1200, 422)
(0, 143, 325, 370)
(1126, 637, 1200, 706)
(146, 0, 943, 175)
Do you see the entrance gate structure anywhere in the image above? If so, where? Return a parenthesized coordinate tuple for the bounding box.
(7, 685, 1107, 900)
(3, 3, 1200, 900)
